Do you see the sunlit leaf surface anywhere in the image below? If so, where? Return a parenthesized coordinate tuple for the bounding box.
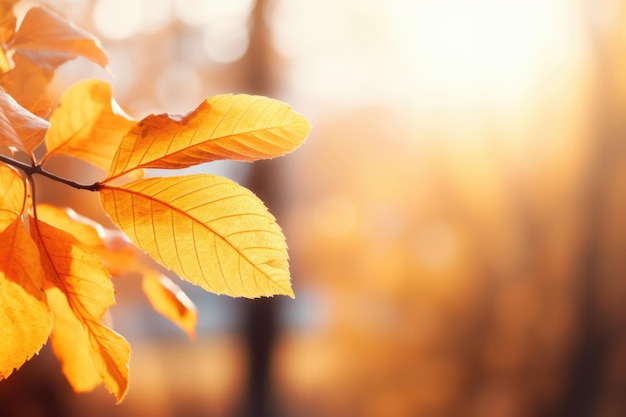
(0, 88, 49, 153)
(0, 163, 25, 231)
(106, 94, 310, 180)
(0, 218, 51, 379)
(47, 287, 101, 392)
(42, 79, 136, 173)
(142, 272, 198, 339)
(31, 217, 130, 402)
(100, 174, 293, 298)
(11, 7, 108, 70)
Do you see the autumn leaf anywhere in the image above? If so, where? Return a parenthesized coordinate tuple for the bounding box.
(100, 174, 293, 298)
(0, 88, 49, 153)
(0, 0, 18, 72)
(30, 217, 130, 402)
(35, 204, 104, 248)
(35, 203, 198, 335)
(0, 54, 54, 116)
(0, 218, 52, 380)
(142, 272, 198, 339)
(10, 7, 108, 71)
(0, 163, 25, 231)
(47, 287, 101, 392)
(42, 79, 138, 175)
(106, 94, 310, 181)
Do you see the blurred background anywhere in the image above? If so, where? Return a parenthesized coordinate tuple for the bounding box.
(2, 0, 626, 416)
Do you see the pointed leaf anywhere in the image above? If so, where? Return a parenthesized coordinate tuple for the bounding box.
(42, 79, 137, 174)
(10, 7, 108, 70)
(0, 218, 52, 379)
(30, 217, 130, 402)
(0, 163, 25, 231)
(142, 272, 197, 339)
(106, 94, 310, 180)
(0, 88, 49, 153)
(47, 287, 100, 392)
(100, 174, 293, 298)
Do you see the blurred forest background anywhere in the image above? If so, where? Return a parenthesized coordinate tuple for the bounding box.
(2, 0, 626, 416)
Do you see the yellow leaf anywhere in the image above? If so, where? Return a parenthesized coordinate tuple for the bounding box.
(0, 218, 52, 380)
(30, 217, 130, 402)
(10, 7, 108, 70)
(47, 287, 100, 393)
(106, 94, 310, 181)
(42, 79, 138, 175)
(100, 174, 294, 298)
(0, 88, 49, 153)
(142, 272, 198, 339)
(0, 163, 25, 231)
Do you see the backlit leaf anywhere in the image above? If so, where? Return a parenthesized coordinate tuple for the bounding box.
(0, 54, 54, 116)
(0, 218, 52, 380)
(100, 174, 294, 298)
(30, 217, 130, 402)
(42, 79, 137, 174)
(0, 0, 18, 72)
(0, 88, 49, 153)
(47, 287, 100, 392)
(142, 272, 198, 339)
(10, 7, 108, 70)
(106, 94, 310, 180)
(0, 163, 25, 231)
(35, 204, 103, 248)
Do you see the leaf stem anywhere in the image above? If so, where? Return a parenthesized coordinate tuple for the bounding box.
(0, 154, 101, 191)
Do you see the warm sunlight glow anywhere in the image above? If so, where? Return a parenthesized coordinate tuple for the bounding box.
(270, 0, 585, 112)
(93, 0, 143, 40)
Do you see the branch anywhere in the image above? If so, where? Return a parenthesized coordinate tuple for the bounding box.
(0, 154, 101, 191)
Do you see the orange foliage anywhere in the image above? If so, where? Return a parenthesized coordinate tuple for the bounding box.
(0, 0, 309, 402)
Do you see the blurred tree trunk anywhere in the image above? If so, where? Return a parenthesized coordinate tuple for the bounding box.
(238, 0, 284, 416)
(558, 2, 626, 416)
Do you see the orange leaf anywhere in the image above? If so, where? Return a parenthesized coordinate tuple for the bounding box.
(30, 217, 130, 402)
(0, 54, 54, 116)
(0, 0, 17, 44)
(0, 218, 52, 380)
(10, 7, 108, 70)
(0, 88, 49, 153)
(106, 94, 310, 180)
(47, 287, 100, 392)
(0, 0, 18, 72)
(100, 174, 294, 298)
(42, 79, 137, 175)
(35, 204, 104, 248)
(0, 163, 25, 231)
(142, 272, 198, 339)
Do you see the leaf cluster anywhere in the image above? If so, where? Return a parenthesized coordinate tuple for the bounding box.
(0, 1, 309, 401)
